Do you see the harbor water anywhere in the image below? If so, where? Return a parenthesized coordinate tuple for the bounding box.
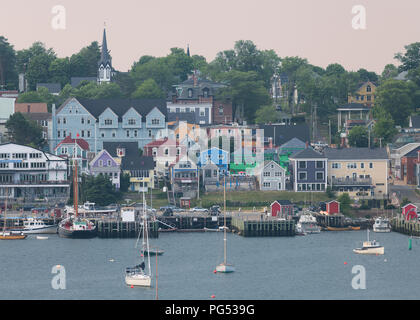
(1, 231, 419, 300)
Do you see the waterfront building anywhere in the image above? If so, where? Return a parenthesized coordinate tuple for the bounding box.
(89, 149, 120, 189)
(0, 143, 69, 204)
(337, 103, 371, 132)
(52, 97, 168, 152)
(54, 135, 90, 175)
(257, 160, 287, 191)
(169, 155, 199, 198)
(198, 147, 230, 173)
(290, 148, 328, 192)
(144, 138, 185, 176)
(402, 203, 418, 220)
(325, 147, 389, 199)
(270, 200, 294, 218)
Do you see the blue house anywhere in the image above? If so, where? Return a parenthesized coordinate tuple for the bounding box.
(52, 97, 168, 153)
(198, 147, 229, 173)
(290, 148, 327, 192)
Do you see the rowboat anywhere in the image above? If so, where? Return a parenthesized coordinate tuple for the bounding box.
(327, 226, 361, 231)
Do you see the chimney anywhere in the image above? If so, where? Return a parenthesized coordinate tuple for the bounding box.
(305, 141, 309, 149)
(27, 104, 30, 113)
(193, 71, 198, 87)
(269, 137, 273, 149)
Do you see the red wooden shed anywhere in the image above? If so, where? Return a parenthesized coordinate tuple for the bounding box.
(270, 200, 294, 217)
(326, 201, 340, 215)
(402, 203, 418, 221)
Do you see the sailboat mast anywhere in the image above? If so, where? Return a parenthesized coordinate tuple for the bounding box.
(224, 173, 227, 265)
(73, 159, 78, 218)
(3, 187, 7, 233)
(143, 191, 151, 276)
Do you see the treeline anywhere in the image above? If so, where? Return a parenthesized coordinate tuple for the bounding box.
(1, 36, 420, 132)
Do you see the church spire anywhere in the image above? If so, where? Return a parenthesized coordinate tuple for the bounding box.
(98, 25, 113, 84)
(99, 26, 111, 67)
(187, 44, 190, 57)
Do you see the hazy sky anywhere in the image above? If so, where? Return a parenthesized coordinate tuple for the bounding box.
(1, 0, 419, 73)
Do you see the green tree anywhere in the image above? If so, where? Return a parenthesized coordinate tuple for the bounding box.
(49, 57, 71, 87)
(81, 174, 121, 206)
(131, 79, 165, 99)
(375, 79, 417, 126)
(5, 112, 45, 148)
(0, 36, 17, 89)
(395, 42, 420, 72)
(381, 64, 399, 81)
(372, 108, 397, 144)
(120, 172, 131, 193)
(348, 126, 369, 147)
(69, 41, 101, 78)
(337, 193, 352, 215)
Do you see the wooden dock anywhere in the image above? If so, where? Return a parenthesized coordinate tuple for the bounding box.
(96, 220, 159, 239)
(230, 217, 295, 237)
(156, 215, 231, 231)
(391, 216, 420, 237)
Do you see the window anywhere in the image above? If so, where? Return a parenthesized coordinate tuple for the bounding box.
(298, 161, 307, 169)
(112, 131, 116, 138)
(148, 130, 152, 138)
(203, 88, 209, 98)
(367, 95, 371, 101)
(87, 119, 91, 124)
(332, 163, 341, 169)
(151, 119, 160, 125)
(316, 161, 324, 169)
(99, 160, 103, 167)
(63, 118, 66, 124)
(219, 106, 224, 115)
(361, 163, 364, 169)
(200, 109, 205, 117)
(134, 130, 138, 138)
(299, 172, 307, 180)
(347, 163, 357, 169)
(263, 182, 271, 188)
(101, 132, 105, 138)
(316, 172, 324, 180)
(57, 118, 61, 124)
(107, 160, 111, 166)
(275, 172, 282, 177)
(264, 172, 271, 177)
(87, 131, 91, 138)
(128, 119, 136, 125)
(81, 118, 85, 124)
(81, 130, 85, 137)
(57, 131, 61, 138)
(366, 85, 372, 92)
(126, 130, 130, 138)
(105, 119, 113, 125)
(369, 163, 373, 169)
(188, 89, 193, 98)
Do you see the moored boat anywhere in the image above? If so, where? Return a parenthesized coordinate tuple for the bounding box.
(353, 229, 384, 255)
(327, 226, 360, 231)
(373, 217, 391, 233)
(297, 214, 321, 234)
(11, 218, 58, 234)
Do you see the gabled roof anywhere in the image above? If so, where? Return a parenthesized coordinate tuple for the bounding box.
(37, 83, 61, 94)
(15, 102, 48, 113)
(71, 77, 97, 88)
(54, 136, 90, 151)
(121, 156, 154, 171)
(410, 115, 420, 129)
(279, 137, 306, 149)
(290, 148, 326, 159)
(73, 98, 167, 121)
(103, 142, 139, 158)
(89, 149, 119, 167)
(260, 124, 310, 146)
(271, 200, 292, 206)
(325, 148, 388, 160)
(403, 146, 420, 158)
(167, 112, 196, 123)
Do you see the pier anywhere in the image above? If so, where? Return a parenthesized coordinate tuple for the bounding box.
(391, 216, 420, 237)
(156, 215, 231, 231)
(230, 216, 295, 237)
(96, 220, 159, 238)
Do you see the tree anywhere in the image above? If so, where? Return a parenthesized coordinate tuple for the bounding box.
(80, 174, 121, 206)
(395, 42, 420, 72)
(120, 173, 131, 193)
(131, 79, 165, 99)
(337, 193, 352, 215)
(0, 36, 17, 89)
(372, 108, 397, 144)
(375, 79, 417, 126)
(5, 112, 45, 148)
(69, 41, 101, 78)
(381, 64, 399, 81)
(348, 126, 369, 147)
(216, 70, 271, 123)
(49, 57, 71, 87)
(255, 105, 278, 124)
(130, 57, 175, 91)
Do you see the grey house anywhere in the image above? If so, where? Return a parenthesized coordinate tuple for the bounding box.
(258, 160, 287, 191)
(290, 148, 327, 192)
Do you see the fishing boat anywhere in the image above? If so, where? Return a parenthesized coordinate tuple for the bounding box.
(11, 218, 58, 234)
(373, 217, 391, 233)
(297, 214, 321, 234)
(142, 246, 165, 256)
(204, 226, 228, 232)
(353, 229, 384, 255)
(125, 192, 152, 287)
(36, 236, 49, 240)
(215, 174, 235, 273)
(0, 188, 26, 240)
(58, 158, 97, 239)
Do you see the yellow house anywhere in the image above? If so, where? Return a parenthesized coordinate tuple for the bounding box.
(325, 148, 389, 199)
(348, 81, 377, 108)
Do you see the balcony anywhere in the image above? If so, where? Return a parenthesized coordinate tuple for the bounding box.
(330, 177, 372, 186)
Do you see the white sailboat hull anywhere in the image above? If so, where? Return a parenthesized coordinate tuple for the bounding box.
(22, 225, 58, 234)
(125, 274, 152, 287)
(353, 247, 384, 255)
(216, 263, 235, 273)
(373, 227, 391, 233)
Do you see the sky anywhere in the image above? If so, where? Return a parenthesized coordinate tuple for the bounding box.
(1, 0, 420, 73)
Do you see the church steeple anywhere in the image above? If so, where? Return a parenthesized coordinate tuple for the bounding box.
(98, 25, 113, 84)
(187, 44, 190, 57)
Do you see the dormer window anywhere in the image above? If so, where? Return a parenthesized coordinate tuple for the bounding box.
(366, 85, 371, 92)
(188, 88, 193, 98)
(203, 88, 209, 98)
(128, 118, 136, 125)
(152, 119, 160, 125)
(117, 148, 125, 157)
(105, 119, 113, 125)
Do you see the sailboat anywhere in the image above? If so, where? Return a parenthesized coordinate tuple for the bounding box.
(125, 192, 152, 287)
(215, 174, 235, 273)
(0, 187, 26, 240)
(58, 158, 97, 239)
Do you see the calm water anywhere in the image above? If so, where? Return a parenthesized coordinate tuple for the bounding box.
(1, 230, 420, 300)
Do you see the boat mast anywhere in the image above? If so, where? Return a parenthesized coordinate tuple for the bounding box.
(3, 187, 7, 233)
(224, 173, 227, 265)
(73, 159, 79, 219)
(143, 191, 151, 276)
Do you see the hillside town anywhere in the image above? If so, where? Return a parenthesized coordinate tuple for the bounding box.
(1, 27, 420, 228)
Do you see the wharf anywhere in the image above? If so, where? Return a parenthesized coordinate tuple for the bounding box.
(96, 220, 159, 238)
(230, 215, 295, 237)
(156, 215, 230, 231)
(391, 216, 420, 237)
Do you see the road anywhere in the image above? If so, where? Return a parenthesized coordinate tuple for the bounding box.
(389, 185, 420, 205)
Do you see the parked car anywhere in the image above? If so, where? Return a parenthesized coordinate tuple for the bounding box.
(190, 207, 209, 213)
(210, 205, 221, 216)
(160, 205, 176, 211)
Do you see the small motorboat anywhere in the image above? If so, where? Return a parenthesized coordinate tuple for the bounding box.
(373, 217, 391, 233)
(353, 229, 384, 255)
(142, 246, 164, 256)
(36, 236, 49, 240)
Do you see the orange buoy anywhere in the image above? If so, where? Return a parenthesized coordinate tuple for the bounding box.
(211, 295, 216, 299)
(344, 262, 347, 265)
(131, 285, 134, 288)
(213, 270, 217, 274)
